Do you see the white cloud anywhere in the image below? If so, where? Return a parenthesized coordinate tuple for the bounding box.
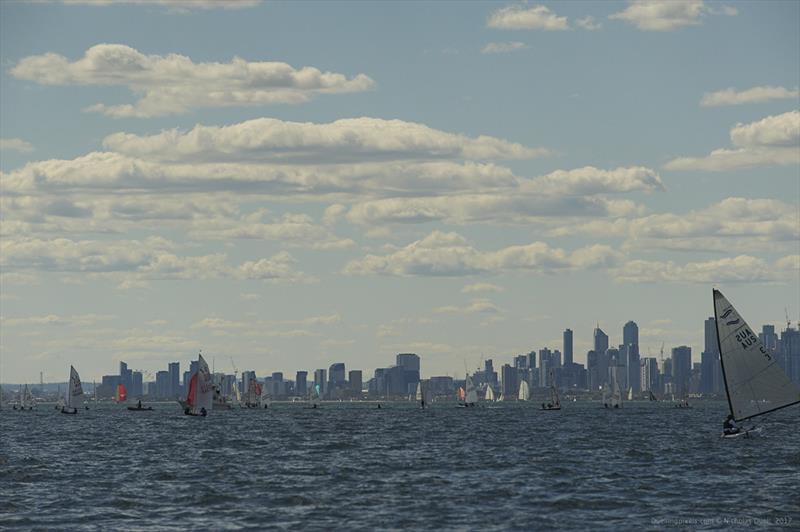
(435, 298, 503, 314)
(1, 314, 116, 327)
(488, 4, 569, 31)
(549, 197, 799, 252)
(461, 283, 504, 293)
(665, 111, 800, 171)
(609, 1, 735, 31)
(576, 16, 602, 30)
(62, 1, 261, 11)
(481, 42, 528, 54)
(344, 230, 621, 277)
(11, 44, 373, 117)
(102, 117, 548, 162)
(0, 138, 34, 153)
(0, 236, 312, 283)
(701, 86, 800, 107)
(614, 255, 799, 284)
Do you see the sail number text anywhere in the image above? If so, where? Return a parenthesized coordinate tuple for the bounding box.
(735, 328, 771, 360)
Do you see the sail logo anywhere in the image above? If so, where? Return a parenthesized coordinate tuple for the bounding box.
(720, 308, 734, 319)
(726, 318, 740, 326)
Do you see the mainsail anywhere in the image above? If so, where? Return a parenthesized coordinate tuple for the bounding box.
(518, 380, 530, 401)
(465, 375, 477, 405)
(116, 383, 127, 403)
(627, 387, 633, 401)
(195, 354, 214, 414)
(67, 366, 83, 409)
(713, 289, 800, 421)
(457, 387, 466, 402)
(485, 385, 495, 402)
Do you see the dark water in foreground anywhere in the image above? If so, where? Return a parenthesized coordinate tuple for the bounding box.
(1, 401, 798, 530)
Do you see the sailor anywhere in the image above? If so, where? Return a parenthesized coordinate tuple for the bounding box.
(200, 407, 207, 417)
(723, 414, 739, 435)
(542, 403, 546, 409)
(377, 403, 382, 409)
(137, 399, 142, 409)
(184, 407, 191, 415)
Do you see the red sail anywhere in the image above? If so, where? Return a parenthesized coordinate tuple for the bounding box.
(457, 387, 465, 401)
(187, 373, 198, 407)
(116, 383, 127, 402)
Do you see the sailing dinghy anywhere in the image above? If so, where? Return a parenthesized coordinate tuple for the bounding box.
(460, 375, 478, 407)
(182, 353, 213, 416)
(61, 366, 83, 414)
(484, 385, 496, 402)
(416, 381, 427, 409)
(518, 380, 530, 402)
(542, 370, 561, 410)
(714, 289, 799, 438)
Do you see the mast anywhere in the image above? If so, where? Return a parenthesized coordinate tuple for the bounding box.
(713, 289, 736, 418)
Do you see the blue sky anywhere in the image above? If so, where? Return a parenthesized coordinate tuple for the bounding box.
(1, 0, 798, 383)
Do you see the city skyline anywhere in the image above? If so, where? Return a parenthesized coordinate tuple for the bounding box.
(1, 1, 799, 383)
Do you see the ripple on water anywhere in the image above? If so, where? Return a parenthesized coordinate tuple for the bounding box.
(1, 401, 799, 530)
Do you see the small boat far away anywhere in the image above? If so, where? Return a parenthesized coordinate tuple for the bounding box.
(61, 366, 83, 415)
(518, 380, 530, 402)
(484, 384, 496, 403)
(542, 369, 561, 410)
(460, 375, 478, 407)
(714, 289, 800, 438)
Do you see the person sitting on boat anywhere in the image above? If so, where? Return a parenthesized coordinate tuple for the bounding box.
(137, 400, 142, 409)
(723, 414, 740, 435)
(200, 407, 207, 417)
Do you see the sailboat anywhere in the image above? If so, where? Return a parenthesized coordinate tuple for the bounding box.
(627, 387, 634, 401)
(518, 380, 530, 401)
(610, 377, 623, 409)
(244, 378, 261, 408)
(457, 386, 466, 403)
(15, 384, 34, 410)
(461, 375, 477, 407)
(416, 381, 427, 409)
(542, 370, 561, 410)
(648, 390, 658, 402)
(714, 289, 800, 438)
(484, 385, 496, 402)
(231, 379, 243, 408)
(61, 366, 83, 414)
(309, 383, 322, 408)
(115, 383, 127, 403)
(182, 353, 213, 416)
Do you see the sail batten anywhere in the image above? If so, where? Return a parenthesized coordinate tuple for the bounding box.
(713, 289, 800, 422)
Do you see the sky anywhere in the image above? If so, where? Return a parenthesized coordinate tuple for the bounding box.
(1, 0, 798, 384)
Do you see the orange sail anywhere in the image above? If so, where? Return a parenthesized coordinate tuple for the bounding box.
(116, 383, 127, 402)
(186, 373, 198, 407)
(457, 387, 465, 402)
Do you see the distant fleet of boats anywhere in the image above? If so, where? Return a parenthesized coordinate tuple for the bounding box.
(2, 290, 798, 439)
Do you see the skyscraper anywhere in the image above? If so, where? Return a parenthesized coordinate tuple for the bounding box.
(640, 357, 659, 393)
(295, 371, 308, 397)
(671, 346, 692, 397)
(780, 325, 800, 384)
(701, 317, 722, 394)
(396, 353, 420, 395)
(501, 364, 518, 399)
(594, 326, 608, 355)
(623, 321, 639, 349)
(168, 362, 180, 398)
(348, 370, 362, 396)
(563, 329, 573, 366)
(314, 369, 327, 397)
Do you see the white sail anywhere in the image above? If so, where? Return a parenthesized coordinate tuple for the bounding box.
(21, 384, 30, 409)
(714, 289, 800, 421)
(195, 354, 214, 414)
(233, 379, 242, 402)
(465, 375, 478, 404)
(518, 380, 530, 401)
(67, 366, 83, 409)
(416, 381, 423, 401)
(627, 387, 633, 401)
(485, 385, 496, 402)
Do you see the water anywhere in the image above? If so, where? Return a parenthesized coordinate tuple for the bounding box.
(1, 401, 798, 530)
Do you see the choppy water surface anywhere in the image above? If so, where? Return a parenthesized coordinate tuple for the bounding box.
(1, 401, 798, 530)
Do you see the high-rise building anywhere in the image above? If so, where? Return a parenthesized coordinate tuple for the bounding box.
(594, 326, 609, 355)
(119, 361, 133, 393)
(348, 370, 362, 396)
(396, 353, 420, 372)
(295, 371, 308, 397)
(626, 343, 641, 392)
(314, 369, 327, 397)
(704, 317, 718, 354)
(700, 317, 722, 394)
(501, 364, 518, 399)
(155, 370, 170, 398)
(396, 353, 421, 395)
(623, 321, 639, 349)
(242, 371, 256, 396)
(780, 325, 800, 384)
(168, 362, 180, 398)
(640, 357, 659, 393)
(671, 346, 692, 397)
(132, 371, 143, 398)
(563, 329, 573, 366)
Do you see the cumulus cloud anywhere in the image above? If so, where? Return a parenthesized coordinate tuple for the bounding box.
(488, 4, 569, 30)
(481, 42, 528, 54)
(664, 111, 800, 171)
(0, 138, 34, 153)
(609, 0, 735, 31)
(0, 236, 312, 283)
(102, 117, 548, 162)
(62, 0, 261, 11)
(576, 16, 602, 30)
(11, 44, 373, 117)
(701, 86, 800, 107)
(435, 298, 503, 314)
(1, 313, 116, 327)
(343, 230, 621, 277)
(461, 283, 504, 293)
(345, 166, 661, 226)
(614, 255, 798, 284)
(549, 197, 799, 252)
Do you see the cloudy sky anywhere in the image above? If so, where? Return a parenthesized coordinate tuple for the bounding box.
(1, 0, 798, 384)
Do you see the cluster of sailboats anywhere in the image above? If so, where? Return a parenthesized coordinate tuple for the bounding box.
(4, 291, 798, 440)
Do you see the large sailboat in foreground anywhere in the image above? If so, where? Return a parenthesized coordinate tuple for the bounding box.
(714, 289, 799, 438)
